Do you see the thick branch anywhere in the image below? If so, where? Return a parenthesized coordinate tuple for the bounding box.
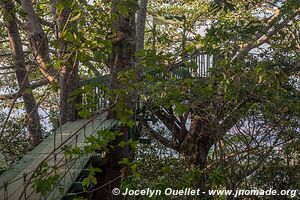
(136, 0, 148, 51)
(232, 7, 300, 62)
(20, 0, 56, 82)
(154, 108, 182, 143)
(0, 79, 48, 100)
(140, 121, 176, 150)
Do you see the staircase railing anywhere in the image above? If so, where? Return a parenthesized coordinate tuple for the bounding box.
(1, 51, 214, 200)
(24, 111, 112, 199)
(1, 84, 112, 200)
(147, 52, 214, 79)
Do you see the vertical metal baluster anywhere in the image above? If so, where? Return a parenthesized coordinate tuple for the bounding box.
(54, 153, 57, 191)
(99, 87, 102, 110)
(94, 86, 96, 113)
(104, 90, 107, 108)
(64, 157, 67, 188)
(207, 55, 210, 77)
(95, 87, 98, 111)
(92, 117, 95, 135)
(204, 55, 207, 76)
(100, 89, 102, 109)
(84, 125, 87, 143)
(23, 173, 27, 199)
(102, 89, 104, 109)
(203, 54, 206, 77)
(201, 54, 203, 76)
(75, 135, 78, 148)
(58, 117, 62, 143)
(54, 153, 57, 168)
(3, 181, 8, 200)
(98, 88, 100, 109)
(54, 123, 56, 151)
(199, 54, 202, 77)
(198, 55, 200, 76)
(74, 136, 78, 182)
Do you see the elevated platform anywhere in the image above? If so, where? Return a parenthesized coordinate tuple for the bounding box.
(0, 112, 117, 200)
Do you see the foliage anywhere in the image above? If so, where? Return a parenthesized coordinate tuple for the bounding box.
(0, 112, 31, 169)
(33, 162, 62, 197)
(0, 0, 299, 199)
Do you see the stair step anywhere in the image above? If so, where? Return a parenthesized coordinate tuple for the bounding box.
(81, 168, 89, 177)
(62, 193, 77, 200)
(72, 181, 84, 192)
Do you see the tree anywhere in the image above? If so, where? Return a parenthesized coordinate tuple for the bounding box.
(56, 0, 80, 124)
(127, 0, 300, 192)
(136, 0, 148, 52)
(19, 0, 56, 83)
(1, 0, 42, 146)
(0, 0, 299, 199)
(98, 0, 139, 198)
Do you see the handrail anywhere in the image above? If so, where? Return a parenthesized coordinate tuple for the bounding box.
(144, 52, 213, 79)
(1, 51, 214, 200)
(0, 82, 111, 199)
(18, 106, 112, 199)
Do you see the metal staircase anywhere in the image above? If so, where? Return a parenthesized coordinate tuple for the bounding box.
(0, 52, 213, 200)
(0, 110, 118, 200)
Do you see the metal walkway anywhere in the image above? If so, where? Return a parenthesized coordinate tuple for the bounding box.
(0, 52, 213, 200)
(0, 111, 117, 200)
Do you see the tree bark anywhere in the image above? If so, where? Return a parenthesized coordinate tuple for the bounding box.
(20, 0, 56, 82)
(1, 0, 42, 147)
(98, 1, 137, 199)
(179, 116, 216, 168)
(136, 0, 148, 52)
(56, 2, 80, 124)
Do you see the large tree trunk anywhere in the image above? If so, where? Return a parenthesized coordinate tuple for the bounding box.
(98, 1, 137, 199)
(1, 0, 42, 147)
(56, 2, 79, 124)
(136, 0, 148, 52)
(20, 0, 56, 82)
(179, 117, 216, 168)
(178, 115, 227, 195)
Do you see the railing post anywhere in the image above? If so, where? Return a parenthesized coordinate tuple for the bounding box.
(64, 157, 67, 187)
(207, 55, 210, 76)
(23, 173, 27, 199)
(75, 134, 78, 148)
(54, 153, 57, 167)
(54, 125, 56, 151)
(58, 117, 63, 143)
(84, 125, 87, 142)
(92, 117, 95, 134)
(3, 181, 8, 200)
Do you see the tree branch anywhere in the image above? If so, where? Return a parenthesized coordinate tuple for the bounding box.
(140, 120, 177, 150)
(0, 78, 48, 100)
(154, 108, 181, 143)
(231, 7, 300, 62)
